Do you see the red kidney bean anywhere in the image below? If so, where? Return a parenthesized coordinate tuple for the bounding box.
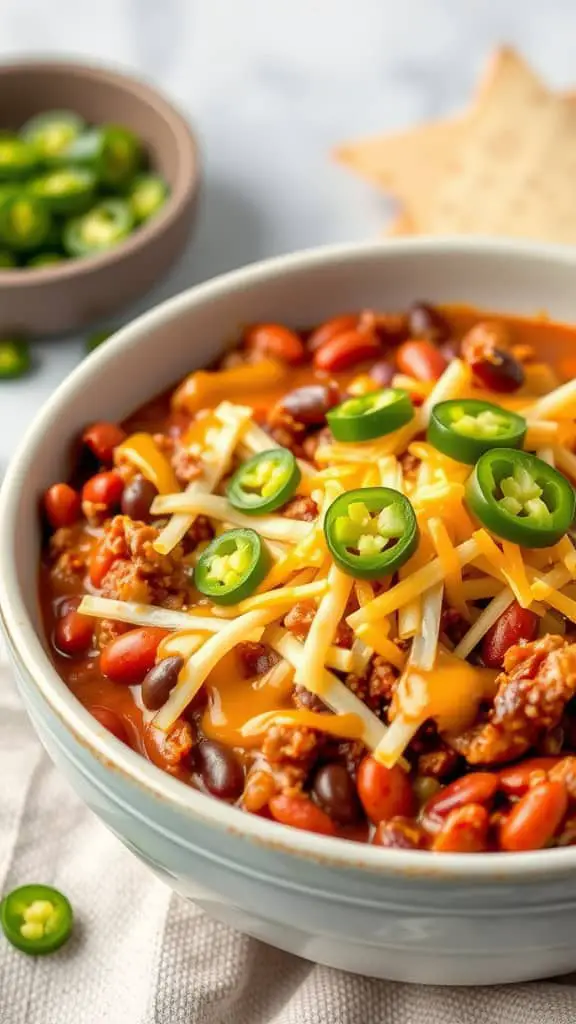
(100, 627, 169, 685)
(357, 756, 415, 824)
(279, 383, 340, 425)
(314, 329, 380, 373)
(481, 602, 539, 669)
(82, 421, 126, 464)
(498, 757, 563, 798)
(54, 610, 94, 656)
(121, 476, 158, 522)
(196, 740, 244, 800)
(396, 340, 448, 381)
(312, 763, 361, 825)
(43, 483, 81, 530)
(461, 322, 524, 393)
(469, 348, 524, 393)
(141, 656, 184, 711)
(245, 324, 305, 365)
(89, 543, 115, 588)
(499, 780, 568, 851)
(269, 793, 336, 835)
(307, 314, 358, 353)
(373, 816, 428, 849)
(423, 773, 498, 826)
(408, 302, 451, 343)
(432, 804, 489, 853)
(89, 706, 128, 743)
(368, 360, 395, 388)
(82, 470, 124, 512)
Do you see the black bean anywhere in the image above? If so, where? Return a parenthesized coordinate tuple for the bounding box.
(312, 763, 361, 825)
(280, 384, 340, 426)
(368, 360, 395, 388)
(121, 476, 158, 521)
(141, 656, 184, 710)
(408, 302, 451, 344)
(196, 740, 244, 800)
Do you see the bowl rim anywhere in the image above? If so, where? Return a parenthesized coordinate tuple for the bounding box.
(3, 234, 576, 881)
(0, 58, 199, 286)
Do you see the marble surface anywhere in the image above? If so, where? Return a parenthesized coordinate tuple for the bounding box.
(1, 0, 575, 465)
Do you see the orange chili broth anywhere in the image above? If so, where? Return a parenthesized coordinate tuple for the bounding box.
(39, 306, 576, 771)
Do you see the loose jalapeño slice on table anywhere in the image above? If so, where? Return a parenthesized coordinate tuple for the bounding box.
(324, 487, 419, 579)
(0, 884, 73, 955)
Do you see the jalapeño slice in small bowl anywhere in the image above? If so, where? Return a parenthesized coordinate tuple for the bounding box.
(28, 167, 96, 215)
(0, 884, 73, 955)
(327, 387, 414, 443)
(0, 133, 37, 179)
(466, 448, 576, 547)
(428, 399, 527, 464)
(195, 528, 270, 605)
(60, 125, 142, 188)
(22, 109, 85, 160)
(324, 486, 419, 579)
(63, 198, 134, 257)
(227, 449, 301, 515)
(27, 252, 64, 268)
(128, 173, 169, 223)
(0, 195, 51, 251)
(0, 249, 17, 268)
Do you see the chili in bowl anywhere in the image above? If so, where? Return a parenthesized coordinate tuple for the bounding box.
(5, 239, 576, 985)
(40, 294, 576, 854)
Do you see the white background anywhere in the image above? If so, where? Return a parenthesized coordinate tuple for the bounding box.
(1, 0, 575, 466)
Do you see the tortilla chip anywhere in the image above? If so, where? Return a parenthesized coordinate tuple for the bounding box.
(418, 51, 576, 241)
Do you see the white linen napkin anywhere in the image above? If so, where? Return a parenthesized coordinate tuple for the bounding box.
(2, 641, 576, 1024)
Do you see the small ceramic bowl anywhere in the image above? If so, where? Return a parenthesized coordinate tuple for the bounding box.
(0, 60, 199, 335)
(3, 239, 576, 986)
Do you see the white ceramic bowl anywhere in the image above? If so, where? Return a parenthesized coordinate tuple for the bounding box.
(2, 238, 576, 986)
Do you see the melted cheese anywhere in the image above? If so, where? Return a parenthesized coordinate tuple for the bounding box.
(373, 652, 497, 767)
(201, 654, 294, 747)
(116, 433, 179, 494)
(240, 708, 365, 741)
(153, 607, 280, 731)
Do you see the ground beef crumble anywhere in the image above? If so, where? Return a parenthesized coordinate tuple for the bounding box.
(283, 601, 353, 647)
(447, 635, 576, 765)
(281, 495, 318, 522)
(99, 514, 189, 608)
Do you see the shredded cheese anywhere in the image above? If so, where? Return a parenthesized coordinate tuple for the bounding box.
(428, 517, 469, 620)
(472, 529, 533, 609)
(153, 403, 251, 555)
(409, 582, 444, 671)
(265, 625, 393, 756)
(151, 492, 311, 544)
(295, 564, 353, 691)
(347, 537, 480, 628)
(355, 623, 406, 671)
(525, 379, 576, 421)
(78, 596, 229, 633)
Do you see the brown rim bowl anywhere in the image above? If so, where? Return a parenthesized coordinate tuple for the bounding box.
(0, 60, 200, 335)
